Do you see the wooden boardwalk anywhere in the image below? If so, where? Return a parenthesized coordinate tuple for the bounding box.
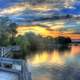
(0, 58, 31, 80)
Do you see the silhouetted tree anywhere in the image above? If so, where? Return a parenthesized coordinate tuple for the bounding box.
(55, 36, 72, 46)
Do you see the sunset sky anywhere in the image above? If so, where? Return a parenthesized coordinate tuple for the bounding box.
(0, 0, 80, 39)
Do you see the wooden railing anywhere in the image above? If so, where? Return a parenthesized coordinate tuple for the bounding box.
(0, 46, 20, 57)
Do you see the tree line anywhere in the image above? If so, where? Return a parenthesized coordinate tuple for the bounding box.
(15, 32, 72, 58)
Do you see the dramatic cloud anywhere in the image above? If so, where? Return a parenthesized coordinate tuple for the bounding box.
(0, 0, 80, 34)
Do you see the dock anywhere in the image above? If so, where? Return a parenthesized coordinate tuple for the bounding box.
(0, 58, 31, 80)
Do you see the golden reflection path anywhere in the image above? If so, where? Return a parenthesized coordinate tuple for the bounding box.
(27, 46, 80, 66)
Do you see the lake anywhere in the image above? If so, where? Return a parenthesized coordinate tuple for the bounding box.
(26, 45, 80, 80)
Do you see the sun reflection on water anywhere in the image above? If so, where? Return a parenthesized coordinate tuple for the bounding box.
(27, 45, 80, 67)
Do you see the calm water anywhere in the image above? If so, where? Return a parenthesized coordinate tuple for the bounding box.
(26, 45, 80, 80)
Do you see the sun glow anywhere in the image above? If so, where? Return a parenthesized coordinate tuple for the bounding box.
(16, 26, 80, 40)
(16, 26, 50, 36)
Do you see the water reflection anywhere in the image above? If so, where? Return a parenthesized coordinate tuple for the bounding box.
(54, 46, 71, 54)
(27, 46, 71, 65)
(27, 45, 80, 80)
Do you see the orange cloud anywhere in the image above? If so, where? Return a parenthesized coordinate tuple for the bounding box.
(16, 26, 80, 40)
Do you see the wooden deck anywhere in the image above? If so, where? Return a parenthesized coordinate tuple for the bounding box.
(0, 58, 31, 80)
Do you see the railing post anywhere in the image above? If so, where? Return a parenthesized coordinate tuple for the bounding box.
(1, 47, 4, 57)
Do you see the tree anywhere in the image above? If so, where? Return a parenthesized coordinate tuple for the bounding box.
(8, 23, 18, 45)
(55, 36, 72, 46)
(15, 32, 45, 58)
(0, 17, 18, 46)
(0, 33, 10, 46)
